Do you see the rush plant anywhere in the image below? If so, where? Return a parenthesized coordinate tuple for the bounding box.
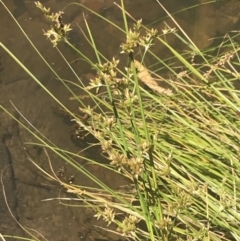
(1, 0, 240, 240)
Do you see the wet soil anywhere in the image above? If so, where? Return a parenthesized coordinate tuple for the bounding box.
(0, 0, 239, 240)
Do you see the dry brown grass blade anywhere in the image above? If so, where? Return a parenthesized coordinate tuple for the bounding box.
(0, 165, 47, 241)
(134, 60, 173, 96)
(0, 234, 6, 241)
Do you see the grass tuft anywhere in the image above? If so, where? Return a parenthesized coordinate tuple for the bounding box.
(1, 0, 240, 240)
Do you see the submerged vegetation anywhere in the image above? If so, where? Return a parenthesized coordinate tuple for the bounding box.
(1, 0, 240, 240)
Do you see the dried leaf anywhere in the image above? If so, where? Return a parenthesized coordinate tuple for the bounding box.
(134, 60, 172, 96)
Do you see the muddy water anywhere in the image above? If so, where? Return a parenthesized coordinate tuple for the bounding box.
(0, 0, 239, 240)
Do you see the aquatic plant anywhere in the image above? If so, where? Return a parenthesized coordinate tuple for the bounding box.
(1, 0, 240, 240)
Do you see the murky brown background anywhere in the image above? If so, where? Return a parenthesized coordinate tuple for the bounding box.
(0, 0, 239, 240)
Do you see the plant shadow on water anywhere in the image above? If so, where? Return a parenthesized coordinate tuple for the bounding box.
(1, 0, 240, 241)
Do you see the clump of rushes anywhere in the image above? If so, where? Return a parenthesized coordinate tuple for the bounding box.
(35, 2, 240, 240)
(2, 1, 240, 241)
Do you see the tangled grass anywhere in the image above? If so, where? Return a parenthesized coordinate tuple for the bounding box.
(1, 0, 240, 240)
